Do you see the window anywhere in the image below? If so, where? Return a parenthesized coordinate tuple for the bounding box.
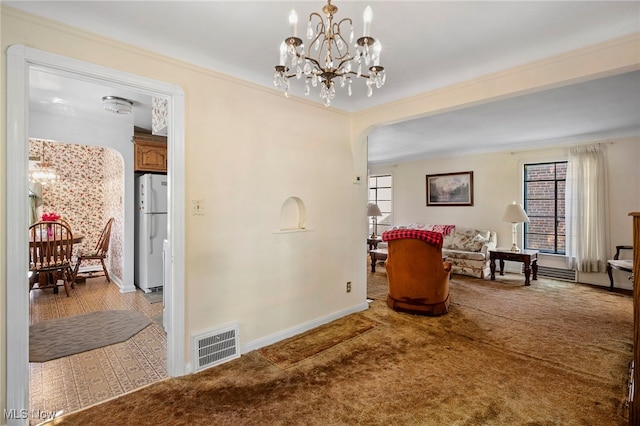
(368, 174, 392, 236)
(523, 162, 566, 254)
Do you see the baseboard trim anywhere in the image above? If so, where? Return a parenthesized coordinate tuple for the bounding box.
(113, 275, 136, 293)
(241, 302, 370, 355)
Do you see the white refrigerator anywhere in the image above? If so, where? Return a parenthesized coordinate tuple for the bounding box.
(135, 174, 168, 293)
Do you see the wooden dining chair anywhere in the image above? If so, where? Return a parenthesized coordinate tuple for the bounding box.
(29, 220, 75, 297)
(73, 218, 114, 283)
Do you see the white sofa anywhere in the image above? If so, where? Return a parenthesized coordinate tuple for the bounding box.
(387, 224, 497, 279)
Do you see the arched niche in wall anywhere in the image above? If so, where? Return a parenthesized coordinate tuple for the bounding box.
(279, 196, 308, 232)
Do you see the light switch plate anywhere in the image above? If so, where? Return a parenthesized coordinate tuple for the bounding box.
(192, 199, 205, 216)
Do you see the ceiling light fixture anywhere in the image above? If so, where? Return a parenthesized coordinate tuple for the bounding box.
(273, 0, 385, 107)
(101, 95, 133, 114)
(29, 141, 59, 186)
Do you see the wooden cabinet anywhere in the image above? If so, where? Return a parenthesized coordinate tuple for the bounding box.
(134, 134, 167, 173)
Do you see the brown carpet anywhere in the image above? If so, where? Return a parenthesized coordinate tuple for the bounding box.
(258, 314, 381, 368)
(46, 269, 632, 425)
(30, 310, 152, 362)
(367, 262, 388, 300)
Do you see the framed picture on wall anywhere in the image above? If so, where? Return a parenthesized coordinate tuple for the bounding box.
(426, 171, 474, 206)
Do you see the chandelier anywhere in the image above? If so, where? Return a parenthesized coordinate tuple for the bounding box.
(273, 0, 385, 107)
(29, 141, 58, 186)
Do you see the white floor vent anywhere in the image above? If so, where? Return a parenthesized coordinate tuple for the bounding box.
(192, 322, 240, 372)
(522, 265, 577, 282)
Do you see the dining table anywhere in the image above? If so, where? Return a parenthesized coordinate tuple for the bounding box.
(29, 232, 84, 245)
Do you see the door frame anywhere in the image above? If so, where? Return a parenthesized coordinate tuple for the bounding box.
(6, 45, 186, 423)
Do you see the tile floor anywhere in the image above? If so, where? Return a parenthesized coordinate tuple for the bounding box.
(28, 275, 167, 425)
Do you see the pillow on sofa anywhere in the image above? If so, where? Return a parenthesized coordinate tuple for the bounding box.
(448, 228, 490, 251)
(407, 223, 427, 229)
(468, 234, 489, 251)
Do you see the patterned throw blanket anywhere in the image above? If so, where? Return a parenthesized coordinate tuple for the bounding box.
(382, 229, 443, 249)
(432, 224, 455, 236)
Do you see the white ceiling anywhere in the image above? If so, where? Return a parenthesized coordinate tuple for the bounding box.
(29, 66, 153, 131)
(6, 1, 640, 163)
(368, 70, 640, 163)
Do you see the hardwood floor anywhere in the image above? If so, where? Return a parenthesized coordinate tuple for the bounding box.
(28, 275, 167, 424)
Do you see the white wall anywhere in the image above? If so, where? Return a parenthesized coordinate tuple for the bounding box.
(369, 137, 640, 289)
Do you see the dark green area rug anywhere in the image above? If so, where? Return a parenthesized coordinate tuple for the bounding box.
(142, 290, 163, 304)
(30, 310, 152, 362)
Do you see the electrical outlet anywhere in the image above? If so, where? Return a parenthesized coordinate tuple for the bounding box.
(346, 281, 352, 293)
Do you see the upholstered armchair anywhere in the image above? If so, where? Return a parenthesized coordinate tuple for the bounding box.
(382, 229, 452, 316)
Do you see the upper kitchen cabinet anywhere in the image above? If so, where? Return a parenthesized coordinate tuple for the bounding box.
(134, 134, 167, 173)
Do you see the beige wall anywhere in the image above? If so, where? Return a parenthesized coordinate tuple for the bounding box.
(1, 6, 362, 415)
(369, 137, 640, 287)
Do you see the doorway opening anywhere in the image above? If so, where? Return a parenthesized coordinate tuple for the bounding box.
(7, 45, 186, 422)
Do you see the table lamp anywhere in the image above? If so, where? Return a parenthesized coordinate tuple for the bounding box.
(367, 203, 383, 238)
(502, 201, 530, 252)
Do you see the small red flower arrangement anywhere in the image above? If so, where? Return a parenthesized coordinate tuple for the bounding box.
(41, 212, 61, 222)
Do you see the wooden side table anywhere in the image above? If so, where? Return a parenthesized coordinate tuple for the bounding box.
(367, 236, 383, 251)
(370, 249, 388, 272)
(489, 249, 539, 286)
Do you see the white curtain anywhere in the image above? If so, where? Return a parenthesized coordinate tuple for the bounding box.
(565, 143, 610, 272)
(28, 182, 43, 224)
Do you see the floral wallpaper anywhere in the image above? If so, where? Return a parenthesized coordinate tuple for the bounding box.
(103, 148, 124, 279)
(152, 96, 168, 136)
(29, 139, 124, 281)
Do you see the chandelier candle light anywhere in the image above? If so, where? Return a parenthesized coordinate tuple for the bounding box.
(274, 0, 385, 107)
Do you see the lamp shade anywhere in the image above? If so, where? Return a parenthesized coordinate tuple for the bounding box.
(367, 203, 382, 217)
(502, 201, 530, 223)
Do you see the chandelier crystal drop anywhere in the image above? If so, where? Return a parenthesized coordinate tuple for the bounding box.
(273, 0, 385, 107)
